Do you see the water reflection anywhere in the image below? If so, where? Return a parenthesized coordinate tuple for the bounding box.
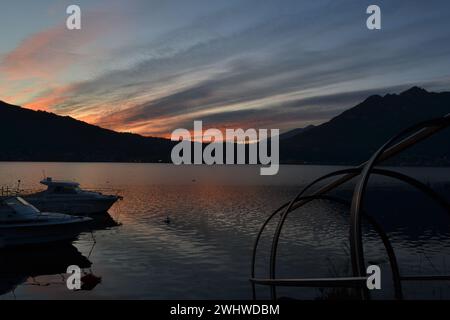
(88, 212, 122, 231)
(0, 163, 449, 299)
(0, 212, 120, 298)
(0, 243, 91, 297)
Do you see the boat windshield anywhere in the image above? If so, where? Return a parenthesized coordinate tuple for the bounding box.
(4, 197, 40, 216)
(5, 197, 30, 207)
(49, 186, 80, 194)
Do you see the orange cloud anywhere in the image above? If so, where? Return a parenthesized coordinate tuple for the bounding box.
(23, 85, 76, 111)
(0, 15, 108, 111)
(1, 27, 97, 81)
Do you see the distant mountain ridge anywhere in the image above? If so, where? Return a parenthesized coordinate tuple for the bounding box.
(280, 87, 450, 165)
(279, 125, 315, 140)
(1, 86, 449, 165)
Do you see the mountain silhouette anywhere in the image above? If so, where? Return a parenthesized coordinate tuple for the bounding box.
(1, 86, 449, 165)
(279, 125, 315, 140)
(280, 87, 450, 165)
(0, 101, 176, 162)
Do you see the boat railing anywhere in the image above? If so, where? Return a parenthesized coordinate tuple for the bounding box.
(82, 187, 124, 195)
(1, 186, 21, 197)
(0, 186, 41, 197)
(251, 114, 450, 300)
(1, 185, 123, 198)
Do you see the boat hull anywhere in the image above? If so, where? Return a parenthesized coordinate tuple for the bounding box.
(25, 196, 119, 215)
(0, 216, 91, 248)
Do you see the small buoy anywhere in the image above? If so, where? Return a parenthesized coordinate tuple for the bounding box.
(164, 216, 171, 224)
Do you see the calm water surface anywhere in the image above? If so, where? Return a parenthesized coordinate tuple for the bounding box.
(0, 163, 449, 299)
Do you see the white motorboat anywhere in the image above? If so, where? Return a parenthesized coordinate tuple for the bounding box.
(24, 177, 121, 215)
(0, 197, 92, 248)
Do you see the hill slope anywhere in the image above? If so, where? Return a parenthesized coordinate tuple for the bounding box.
(280, 87, 450, 165)
(0, 101, 175, 162)
(279, 125, 315, 140)
(1, 86, 449, 165)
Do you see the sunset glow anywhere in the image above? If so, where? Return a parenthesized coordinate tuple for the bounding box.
(1, 0, 450, 138)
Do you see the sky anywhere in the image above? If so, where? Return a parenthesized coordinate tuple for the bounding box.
(1, 0, 450, 138)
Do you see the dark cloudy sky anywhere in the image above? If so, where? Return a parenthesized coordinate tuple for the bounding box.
(1, 0, 450, 137)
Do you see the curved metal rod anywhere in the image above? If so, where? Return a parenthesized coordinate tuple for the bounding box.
(263, 168, 369, 298)
(251, 168, 362, 298)
(256, 194, 403, 299)
(365, 208, 403, 300)
(250, 277, 367, 288)
(267, 168, 361, 298)
(350, 116, 450, 284)
(260, 167, 450, 299)
(287, 115, 450, 217)
(317, 194, 404, 300)
(269, 116, 450, 298)
(250, 202, 289, 299)
(372, 169, 450, 213)
(253, 115, 450, 300)
(369, 168, 450, 299)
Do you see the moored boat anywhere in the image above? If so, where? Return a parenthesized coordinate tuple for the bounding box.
(0, 197, 91, 248)
(24, 177, 122, 215)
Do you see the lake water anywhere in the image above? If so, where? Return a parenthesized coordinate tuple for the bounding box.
(0, 162, 449, 300)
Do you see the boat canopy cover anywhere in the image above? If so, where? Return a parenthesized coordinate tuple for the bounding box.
(40, 177, 80, 188)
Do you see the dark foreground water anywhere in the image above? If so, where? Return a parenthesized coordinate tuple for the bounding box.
(0, 163, 449, 299)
